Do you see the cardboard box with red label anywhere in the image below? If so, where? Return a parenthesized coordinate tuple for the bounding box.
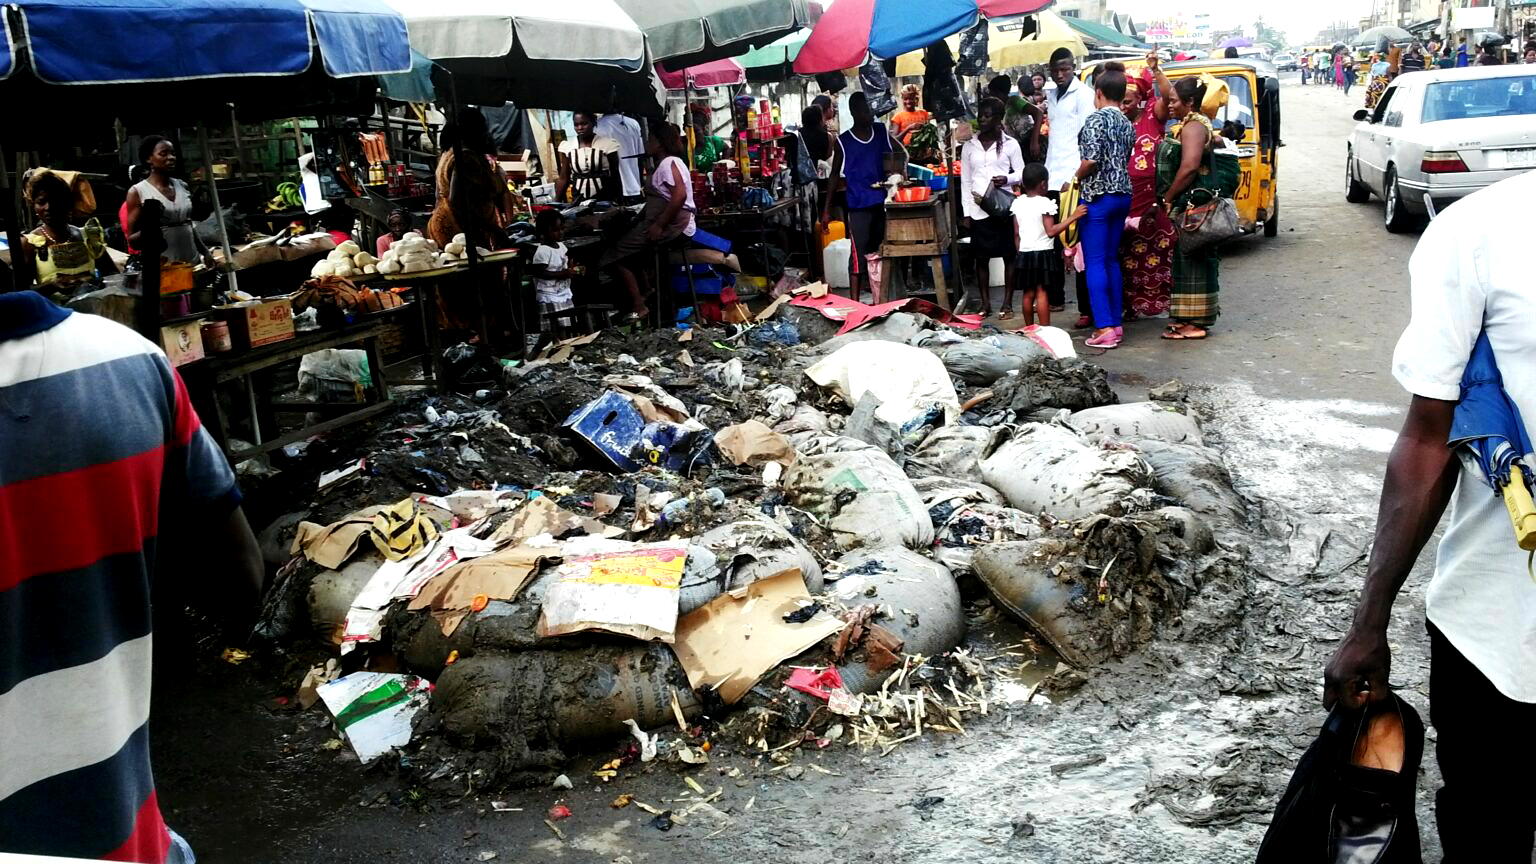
(217, 296, 295, 350)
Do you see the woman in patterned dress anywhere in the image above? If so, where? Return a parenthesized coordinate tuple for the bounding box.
(1119, 54, 1174, 319)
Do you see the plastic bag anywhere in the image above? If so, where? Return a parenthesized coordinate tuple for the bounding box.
(956, 20, 990, 77)
(806, 341, 961, 428)
(859, 57, 897, 117)
(1131, 438, 1246, 526)
(922, 41, 971, 122)
(934, 502, 1044, 575)
(981, 423, 1149, 520)
(298, 348, 373, 402)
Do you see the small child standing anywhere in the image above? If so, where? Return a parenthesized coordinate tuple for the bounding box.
(531, 209, 578, 330)
(1010, 163, 1085, 328)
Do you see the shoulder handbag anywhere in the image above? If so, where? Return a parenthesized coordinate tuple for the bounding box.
(1172, 188, 1239, 254)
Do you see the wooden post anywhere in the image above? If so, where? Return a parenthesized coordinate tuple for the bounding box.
(198, 124, 240, 295)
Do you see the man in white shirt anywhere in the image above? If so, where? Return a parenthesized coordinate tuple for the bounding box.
(595, 113, 644, 202)
(1042, 47, 1096, 191)
(1325, 169, 1536, 858)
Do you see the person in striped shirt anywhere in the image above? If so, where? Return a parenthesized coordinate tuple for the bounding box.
(0, 289, 263, 862)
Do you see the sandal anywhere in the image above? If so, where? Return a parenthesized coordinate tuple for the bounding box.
(1161, 324, 1208, 340)
(1074, 315, 1092, 329)
(997, 307, 1015, 321)
(1085, 330, 1120, 349)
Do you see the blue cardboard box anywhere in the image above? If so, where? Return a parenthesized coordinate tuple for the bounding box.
(563, 391, 644, 471)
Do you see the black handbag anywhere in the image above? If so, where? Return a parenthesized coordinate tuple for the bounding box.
(1256, 694, 1424, 864)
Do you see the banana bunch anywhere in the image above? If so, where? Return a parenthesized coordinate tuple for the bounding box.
(264, 181, 303, 212)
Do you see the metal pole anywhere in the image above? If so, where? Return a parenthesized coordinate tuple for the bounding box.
(229, 104, 244, 180)
(197, 123, 240, 294)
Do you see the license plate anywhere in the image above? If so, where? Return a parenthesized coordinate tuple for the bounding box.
(1493, 148, 1536, 168)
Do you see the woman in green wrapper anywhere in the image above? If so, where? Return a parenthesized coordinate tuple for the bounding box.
(1156, 76, 1222, 341)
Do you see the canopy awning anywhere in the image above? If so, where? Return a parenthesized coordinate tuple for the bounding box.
(616, 0, 810, 69)
(0, 0, 411, 84)
(1063, 16, 1148, 49)
(385, 0, 665, 116)
(659, 58, 746, 90)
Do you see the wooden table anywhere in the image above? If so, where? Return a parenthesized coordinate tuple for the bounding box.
(202, 320, 393, 463)
(881, 190, 952, 309)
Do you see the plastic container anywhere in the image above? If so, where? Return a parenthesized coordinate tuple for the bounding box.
(200, 319, 233, 353)
(894, 186, 931, 203)
(822, 238, 852, 289)
(819, 220, 846, 250)
(929, 175, 949, 191)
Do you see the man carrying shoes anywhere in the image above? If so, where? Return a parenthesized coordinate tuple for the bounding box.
(1325, 169, 1536, 860)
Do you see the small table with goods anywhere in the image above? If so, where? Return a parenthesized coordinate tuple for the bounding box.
(880, 184, 952, 309)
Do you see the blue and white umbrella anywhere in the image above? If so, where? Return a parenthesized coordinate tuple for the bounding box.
(0, 0, 412, 84)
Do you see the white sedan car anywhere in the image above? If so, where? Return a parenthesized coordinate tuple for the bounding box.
(1345, 64, 1536, 231)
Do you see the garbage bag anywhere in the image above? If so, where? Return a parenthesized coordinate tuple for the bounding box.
(1256, 695, 1424, 864)
(784, 436, 933, 550)
(1069, 402, 1204, 446)
(936, 340, 1022, 385)
(816, 312, 934, 354)
(1132, 438, 1246, 527)
(815, 71, 848, 94)
(972, 510, 1202, 665)
(298, 348, 372, 401)
(684, 518, 824, 613)
(981, 423, 1149, 520)
(806, 341, 961, 428)
(430, 643, 700, 765)
(934, 503, 1045, 576)
(905, 425, 999, 483)
(826, 547, 965, 692)
(983, 332, 1053, 364)
(859, 57, 897, 117)
(956, 20, 990, 77)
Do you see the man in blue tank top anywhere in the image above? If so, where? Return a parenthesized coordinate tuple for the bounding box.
(821, 91, 906, 302)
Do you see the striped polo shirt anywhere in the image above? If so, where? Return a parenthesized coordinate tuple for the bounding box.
(0, 292, 238, 861)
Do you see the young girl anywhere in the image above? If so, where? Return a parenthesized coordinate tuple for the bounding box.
(1010, 163, 1085, 327)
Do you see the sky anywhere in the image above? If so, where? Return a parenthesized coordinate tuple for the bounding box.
(1110, 0, 1375, 45)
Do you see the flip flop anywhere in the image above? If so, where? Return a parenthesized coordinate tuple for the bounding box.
(1161, 325, 1208, 340)
(997, 307, 1015, 321)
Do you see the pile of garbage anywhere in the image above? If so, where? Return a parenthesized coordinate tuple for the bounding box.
(249, 284, 1250, 788)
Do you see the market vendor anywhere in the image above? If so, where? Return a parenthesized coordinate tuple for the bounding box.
(600, 123, 696, 321)
(17, 172, 116, 289)
(124, 136, 212, 266)
(428, 108, 515, 251)
(556, 112, 619, 203)
(376, 208, 412, 258)
(891, 84, 931, 145)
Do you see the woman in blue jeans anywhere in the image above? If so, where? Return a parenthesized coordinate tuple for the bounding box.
(1070, 63, 1136, 349)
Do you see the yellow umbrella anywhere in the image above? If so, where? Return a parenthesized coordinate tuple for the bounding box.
(893, 12, 1086, 78)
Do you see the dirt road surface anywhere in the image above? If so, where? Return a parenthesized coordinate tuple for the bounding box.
(151, 80, 1449, 862)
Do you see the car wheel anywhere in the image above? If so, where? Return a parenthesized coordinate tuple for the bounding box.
(1264, 197, 1279, 237)
(1384, 166, 1413, 233)
(1345, 150, 1370, 203)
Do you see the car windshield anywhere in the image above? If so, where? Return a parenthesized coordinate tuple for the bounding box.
(1422, 75, 1536, 122)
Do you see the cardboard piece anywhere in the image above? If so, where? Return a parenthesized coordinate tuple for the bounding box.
(537, 539, 689, 642)
(487, 496, 622, 548)
(753, 294, 792, 322)
(217, 296, 295, 348)
(408, 545, 556, 635)
(713, 420, 796, 468)
(316, 671, 432, 763)
(290, 505, 389, 570)
(671, 569, 844, 704)
(340, 527, 498, 652)
(160, 319, 205, 367)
